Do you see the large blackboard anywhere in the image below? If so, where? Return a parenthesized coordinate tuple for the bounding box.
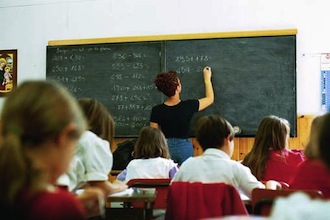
(47, 32, 296, 137)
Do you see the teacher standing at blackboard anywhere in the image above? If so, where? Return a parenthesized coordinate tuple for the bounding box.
(150, 66, 214, 165)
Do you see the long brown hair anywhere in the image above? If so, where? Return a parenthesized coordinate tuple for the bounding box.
(0, 80, 86, 205)
(304, 115, 325, 159)
(318, 113, 330, 169)
(134, 127, 170, 159)
(78, 98, 115, 150)
(242, 115, 290, 180)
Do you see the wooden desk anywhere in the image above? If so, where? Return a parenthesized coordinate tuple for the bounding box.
(106, 188, 157, 220)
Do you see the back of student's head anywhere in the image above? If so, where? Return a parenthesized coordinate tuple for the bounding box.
(134, 126, 170, 159)
(78, 98, 115, 146)
(154, 71, 179, 97)
(0, 80, 86, 205)
(255, 115, 290, 151)
(242, 115, 290, 180)
(196, 114, 234, 151)
(305, 115, 325, 159)
(318, 112, 330, 169)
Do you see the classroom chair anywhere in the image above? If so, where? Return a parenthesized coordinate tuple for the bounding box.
(125, 178, 171, 219)
(165, 182, 248, 220)
(252, 188, 324, 216)
(126, 178, 171, 210)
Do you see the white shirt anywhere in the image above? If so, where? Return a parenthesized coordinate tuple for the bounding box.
(270, 192, 330, 220)
(172, 148, 264, 199)
(124, 157, 178, 183)
(58, 131, 113, 191)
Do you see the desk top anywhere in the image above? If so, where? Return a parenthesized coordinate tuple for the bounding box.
(108, 188, 157, 203)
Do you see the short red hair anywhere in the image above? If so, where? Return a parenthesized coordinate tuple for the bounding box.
(154, 71, 179, 97)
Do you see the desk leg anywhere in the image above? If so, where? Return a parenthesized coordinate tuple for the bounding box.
(144, 202, 153, 220)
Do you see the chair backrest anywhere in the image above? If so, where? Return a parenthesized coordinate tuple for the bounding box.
(252, 188, 324, 216)
(126, 178, 171, 209)
(165, 182, 248, 220)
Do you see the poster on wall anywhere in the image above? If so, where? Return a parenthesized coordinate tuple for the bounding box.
(321, 53, 330, 112)
(0, 49, 17, 96)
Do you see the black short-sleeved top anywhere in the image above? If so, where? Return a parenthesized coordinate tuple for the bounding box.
(150, 100, 199, 138)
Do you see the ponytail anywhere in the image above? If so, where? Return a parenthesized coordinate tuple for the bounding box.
(0, 133, 28, 205)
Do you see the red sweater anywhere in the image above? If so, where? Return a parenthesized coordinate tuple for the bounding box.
(290, 159, 330, 199)
(262, 149, 305, 183)
(165, 182, 248, 220)
(11, 187, 86, 220)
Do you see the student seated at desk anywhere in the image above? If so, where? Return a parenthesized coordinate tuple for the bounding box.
(289, 114, 330, 198)
(117, 126, 178, 183)
(242, 115, 305, 183)
(171, 114, 279, 200)
(58, 98, 126, 195)
(0, 81, 103, 219)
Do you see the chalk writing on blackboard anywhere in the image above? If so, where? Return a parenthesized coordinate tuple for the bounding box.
(47, 35, 296, 137)
(47, 42, 162, 137)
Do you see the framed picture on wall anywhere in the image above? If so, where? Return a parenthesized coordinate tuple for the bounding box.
(0, 49, 17, 96)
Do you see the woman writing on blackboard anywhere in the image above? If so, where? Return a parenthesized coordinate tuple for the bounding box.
(150, 66, 214, 165)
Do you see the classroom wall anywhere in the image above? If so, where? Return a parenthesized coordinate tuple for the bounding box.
(0, 0, 327, 115)
(0, 0, 327, 114)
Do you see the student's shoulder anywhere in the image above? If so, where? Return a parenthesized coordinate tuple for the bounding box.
(78, 131, 96, 144)
(157, 157, 178, 167)
(30, 189, 84, 215)
(231, 159, 253, 173)
(80, 130, 98, 139)
(286, 148, 306, 160)
(78, 131, 109, 148)
(289, 148, 305, 155)
(178, 156, 200, 169)
(126, 159, 143, 167)
(34, 189, 85, 219)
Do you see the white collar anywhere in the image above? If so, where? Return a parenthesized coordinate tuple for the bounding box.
(203, 148, 230, 159)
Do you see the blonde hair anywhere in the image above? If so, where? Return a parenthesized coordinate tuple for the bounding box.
(0, 80, 86, 205)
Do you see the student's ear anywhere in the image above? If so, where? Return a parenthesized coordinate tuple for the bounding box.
(224, 134, 232, 143)
(224, 134, 234, 158)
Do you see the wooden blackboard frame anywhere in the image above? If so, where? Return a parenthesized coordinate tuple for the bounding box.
(47, 29, 297, 137)
(48, 29, 296, 46)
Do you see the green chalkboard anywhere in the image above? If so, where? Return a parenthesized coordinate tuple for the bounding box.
(46, 42, 163, 137)
(46, 33, 296, 137)
(166, 36, 296, 137)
